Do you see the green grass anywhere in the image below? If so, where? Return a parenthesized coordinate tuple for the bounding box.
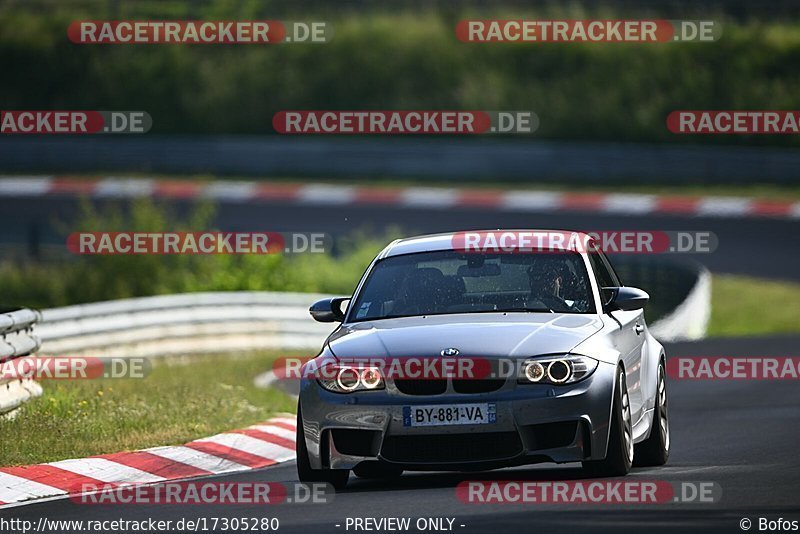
(0, 350, 300, 467)
(708, 274, 800, 337)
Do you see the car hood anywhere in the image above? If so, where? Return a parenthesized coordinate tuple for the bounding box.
(328, 313, 604, 359)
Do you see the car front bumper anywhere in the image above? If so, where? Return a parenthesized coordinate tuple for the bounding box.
(298, 361, 616, 471)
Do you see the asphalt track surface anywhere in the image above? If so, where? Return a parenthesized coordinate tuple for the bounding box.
(2, 197, 799, 533)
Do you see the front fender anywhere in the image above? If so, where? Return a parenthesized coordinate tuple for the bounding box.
(641, 332, 665, 414)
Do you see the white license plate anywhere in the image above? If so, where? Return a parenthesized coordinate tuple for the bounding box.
(402, 403, 496, 427)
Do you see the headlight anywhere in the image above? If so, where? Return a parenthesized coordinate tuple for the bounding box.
(318, 364, 385, 393)
(524, 361, 545, 382)
(518, 355, 598, 385)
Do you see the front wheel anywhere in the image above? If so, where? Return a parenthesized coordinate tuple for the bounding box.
(583, 366, 633, 477)
(296, 406, 349, 490)
(634, 360, 670, 466)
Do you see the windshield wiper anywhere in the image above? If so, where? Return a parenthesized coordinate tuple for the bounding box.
(495, 306, 554, 313)
(355, 307, 556, 322)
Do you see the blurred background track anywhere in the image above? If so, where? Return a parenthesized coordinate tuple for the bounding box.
(3, 190, 798, 280)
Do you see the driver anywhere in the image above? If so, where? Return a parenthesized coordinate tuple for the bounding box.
(527, 262, 569, 310)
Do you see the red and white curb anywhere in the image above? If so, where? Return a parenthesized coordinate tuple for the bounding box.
(1, 175, 799, 220)
(0, 415, 296, 508)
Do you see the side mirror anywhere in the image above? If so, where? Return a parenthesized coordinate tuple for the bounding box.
(309, 297, 350, 323)
(602, 286, 649, 312)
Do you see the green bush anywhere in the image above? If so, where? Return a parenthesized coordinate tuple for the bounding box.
(0, 199, 394, 308)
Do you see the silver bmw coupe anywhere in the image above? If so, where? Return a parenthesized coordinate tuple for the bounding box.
(297, 231, 669, 489)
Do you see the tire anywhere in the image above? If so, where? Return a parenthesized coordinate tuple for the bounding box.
(634, 360, 670, 467)
(353, 462, 403, 480)
(583, 366, 633, 477)
(296, 406, 349, 490)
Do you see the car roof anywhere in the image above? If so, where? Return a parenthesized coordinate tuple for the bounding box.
(378, 229, 593, 259)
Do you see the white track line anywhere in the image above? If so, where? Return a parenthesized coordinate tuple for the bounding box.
(47, 458, 165, 484)
(247, 425, 296, 441)
(195, 433, 295, 460)
(143, 446, 250, 475)
(0, 473, 63, 502)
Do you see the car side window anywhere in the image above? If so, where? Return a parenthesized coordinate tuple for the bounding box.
(596, 250, 622, 287)
(587, 244, 619, 309)
(588, 255, 615, 287)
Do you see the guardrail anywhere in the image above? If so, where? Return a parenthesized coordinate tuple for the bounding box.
(0, 307, 43, 416)
(37, 292, 337, 359)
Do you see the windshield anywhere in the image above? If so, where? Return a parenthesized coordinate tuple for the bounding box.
(349, 250, 595, 321)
